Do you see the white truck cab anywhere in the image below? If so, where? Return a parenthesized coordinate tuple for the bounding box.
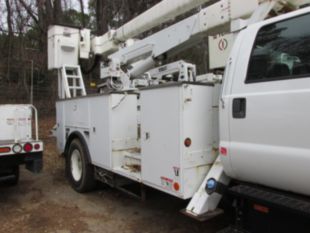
(220, 8, 310, 196)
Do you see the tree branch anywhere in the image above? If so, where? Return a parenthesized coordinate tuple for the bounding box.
(18, 0, 44, 32)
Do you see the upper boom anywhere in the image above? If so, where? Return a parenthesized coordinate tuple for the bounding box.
(92, 0, 215, 56)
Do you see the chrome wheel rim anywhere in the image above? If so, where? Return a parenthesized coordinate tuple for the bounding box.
(71, 149, 82, 182)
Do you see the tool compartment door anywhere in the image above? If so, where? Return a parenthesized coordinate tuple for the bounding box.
(140, 85, 182, 197)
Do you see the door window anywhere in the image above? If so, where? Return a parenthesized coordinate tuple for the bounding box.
(246, 13, 310, 83)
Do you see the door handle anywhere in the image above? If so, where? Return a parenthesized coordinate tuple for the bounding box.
(144, 132, 150, 140)
(233, 98, 246, 119)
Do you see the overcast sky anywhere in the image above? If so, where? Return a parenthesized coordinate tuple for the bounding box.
(67, 0, 89, 13)
(83, 0, 90, 13)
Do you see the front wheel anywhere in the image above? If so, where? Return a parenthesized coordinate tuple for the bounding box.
(66, 138, 96, 193)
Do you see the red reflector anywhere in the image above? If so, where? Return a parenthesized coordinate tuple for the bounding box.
(253, 204, 269, 214)
(23, 143, 33, 152)
(0, 147, 11, 153)
(220, 147, 228, 156)
(173, 182, 180, 191)
(34, 144, 40, 150)
(184, 138, 192, 147)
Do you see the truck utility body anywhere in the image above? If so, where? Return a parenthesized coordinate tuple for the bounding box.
(48, 0, 310, 232)
(0, 105, 43, 184)
(57, 82, 218, 199)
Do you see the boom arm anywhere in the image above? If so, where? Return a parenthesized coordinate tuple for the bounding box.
(47, 0, 310, 87)
(108, 0, 259, 77)
(105, 0, 309, 80)
(92, 0, 309, 57)
(92, 0, 215, 56)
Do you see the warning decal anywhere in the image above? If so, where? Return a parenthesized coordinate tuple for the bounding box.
(161, 177, 173, 190)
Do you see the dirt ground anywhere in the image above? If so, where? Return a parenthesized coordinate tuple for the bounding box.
(0, 117, 229, 233)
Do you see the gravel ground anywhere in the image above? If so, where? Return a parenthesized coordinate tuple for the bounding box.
(0, 117, 229, 233)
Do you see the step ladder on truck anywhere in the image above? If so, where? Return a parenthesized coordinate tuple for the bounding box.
(48, 0, 310, 232)
(0, 105, 43, 185)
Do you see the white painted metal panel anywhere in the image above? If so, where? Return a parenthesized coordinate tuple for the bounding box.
(182, 85, 217, 198)
(57, 94, 138, 170)
(89, 94, 138, 169)
(0, 105, 32, 142)
(55, 101, 66, 152)
(89, 95, 112, 169)
(141, 85, 181, 196)
(208, 33, 236, 69)
(56, 98, 90, 153)
(48, 25, 80, 69)
(64, 99, 90, 129)
(111, 94, 138, 151)
(79, 29, 91, 59)
(141, 84, 215, 199)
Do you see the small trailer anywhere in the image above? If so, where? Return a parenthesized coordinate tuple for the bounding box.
(0, 105, 43, 185)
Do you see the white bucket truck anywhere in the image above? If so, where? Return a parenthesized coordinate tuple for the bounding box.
(48, 0, 310, 232)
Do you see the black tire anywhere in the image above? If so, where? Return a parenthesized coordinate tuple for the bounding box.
(65, 138, 96, 193)
(4, 166, 19, 186)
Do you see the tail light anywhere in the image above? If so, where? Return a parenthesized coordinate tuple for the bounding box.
(184, 138, 192, 147)
(23, 143, 33, 152)
(220, 147, 228, 156)
(253, 204, 269, 214)
(13, 144, 22, 153)
(0, 147, 11, 153)
(34, 144, 41, 150)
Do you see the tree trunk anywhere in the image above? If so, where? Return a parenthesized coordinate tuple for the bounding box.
(53, 0, 63, 24)
(79, 0, 86, 27)
(5, 0, 13, 84)
(96, 0, 109, 35)
(45, 0, 53, 25)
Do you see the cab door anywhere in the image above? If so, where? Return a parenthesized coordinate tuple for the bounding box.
(221, 11, 310, 195)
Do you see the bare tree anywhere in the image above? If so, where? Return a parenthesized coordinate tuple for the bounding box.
(5, 0, 13, 84)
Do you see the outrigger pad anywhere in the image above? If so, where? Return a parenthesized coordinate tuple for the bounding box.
(180, 208, 224, 222)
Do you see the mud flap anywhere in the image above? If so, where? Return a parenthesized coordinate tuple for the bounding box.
(25, 152, 43, 173)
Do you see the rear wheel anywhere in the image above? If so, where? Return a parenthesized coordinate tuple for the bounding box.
(66, 138, 96, 193)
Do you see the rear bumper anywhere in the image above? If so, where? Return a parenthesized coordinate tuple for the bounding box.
(0, 152, 43, 173)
